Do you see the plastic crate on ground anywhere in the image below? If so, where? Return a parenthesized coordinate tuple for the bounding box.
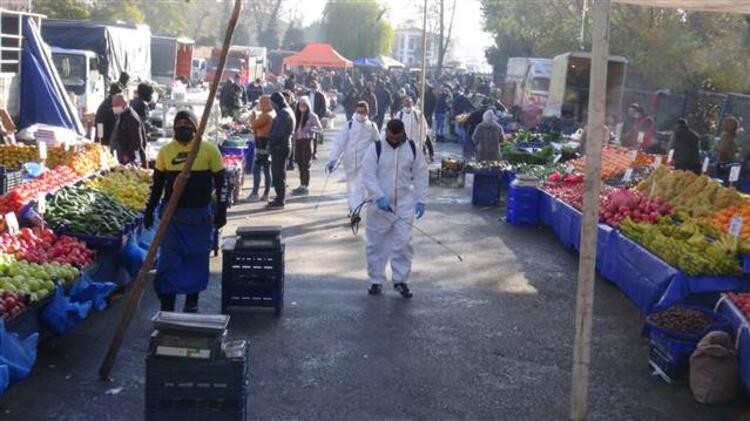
(472, 172, 502, 207)
(145, 342, 249, 421)
(221, 245, 284, 315)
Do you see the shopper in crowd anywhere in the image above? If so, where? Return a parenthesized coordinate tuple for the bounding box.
(247, 78, 264, 104)
(451, 89, 475, 117)
(308, 81, 327, 160)
(248, 95, 275, 201)
(109, 94, 147, 168)
(282, 90, 298, 170)
(622, 103, 655, 151)
(220, 73, 247, 119)
(362, 86, 379, 121)
(344, 87, 360, 122)
(117, 71, 130, 94)
(391, 88, 406, 119)
(717, 116, 739, 163)
(130, 82, 154, 132)
(361, 119, 428, 298)
(267, 92, 296, 209)
(434, 86, 452, 141)
(284, 72, 297, 91)
(143, 110, 227, 313)
(670, 118, 701, 174)
(394, 96, 432, 162)
(328, 101, 381, 223)
(472, 109, 504, 162)
(423, 83, 437, 128)
(95, 83, 122, 146)
(375, 81, 392, 129)
(291, 97, 322, 196)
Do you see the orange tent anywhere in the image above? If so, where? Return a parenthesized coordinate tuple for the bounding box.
(282, 43, 352, 69)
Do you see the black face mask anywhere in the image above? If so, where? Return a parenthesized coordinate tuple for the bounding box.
(174, 127, 195, 143)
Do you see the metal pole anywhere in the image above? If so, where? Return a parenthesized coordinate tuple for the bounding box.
(570, 0, 610, 419)
(98, 0, 244, 380)
(419, 0, 428, 144)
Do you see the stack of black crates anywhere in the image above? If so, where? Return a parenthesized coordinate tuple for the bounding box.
(145, 312, 249, 420)
(221, 226, 285, 315)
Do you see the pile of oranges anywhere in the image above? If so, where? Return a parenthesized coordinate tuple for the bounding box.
(707, 200, 750, 240)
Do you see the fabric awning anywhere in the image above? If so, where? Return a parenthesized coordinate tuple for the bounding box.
(282, 43, 352, 69)
(614, 0, 750, 13)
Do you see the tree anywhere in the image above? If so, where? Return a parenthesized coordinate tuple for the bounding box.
(321, 0, 393, 58)
(32, 0, 91, 20)
(92, 0, 145, 25)
(282, 21, 305, 51)
(437, 0, 457, 74)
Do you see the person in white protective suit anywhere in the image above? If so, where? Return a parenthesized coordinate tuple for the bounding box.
(361, 119, 428, 298)
(327, 101, 381, 224)
(392, 95, 433, 162)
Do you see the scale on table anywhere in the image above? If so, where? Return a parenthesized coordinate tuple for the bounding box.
(149, 312, 229, 360)
(233, 225, 282, 250)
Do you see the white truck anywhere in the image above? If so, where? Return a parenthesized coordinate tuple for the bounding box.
(504, 57, 552, 110)
(49, 47, 105, 123)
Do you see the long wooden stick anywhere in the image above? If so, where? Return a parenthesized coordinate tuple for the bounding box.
(570, 1, 611, 419)
(98, 0, 243, 380)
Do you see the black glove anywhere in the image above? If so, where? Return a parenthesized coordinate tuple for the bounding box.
(143, 209, 155, 230)
(214, 204, 227, 229)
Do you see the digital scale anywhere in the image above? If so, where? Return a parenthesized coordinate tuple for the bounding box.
(149, 312, 230, 360)
(234, 226, 282, 250)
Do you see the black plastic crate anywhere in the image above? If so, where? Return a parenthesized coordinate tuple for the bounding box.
(221, 246, 284, 315)
(0, 166, 23, 195)
(145, 343, 249, 421)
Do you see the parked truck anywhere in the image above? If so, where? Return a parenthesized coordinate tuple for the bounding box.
(151, 36, 194, 87)
(542, 51, 628, 124)
(503, 58, 552, 109)
(206, 45, 266, 84)
(41, 19, 152, 118)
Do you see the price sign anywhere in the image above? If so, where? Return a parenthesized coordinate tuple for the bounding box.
(38, 142, 47, 160)
(653, 156, 662, 168)
(113, 150, 119, 164)
(97, 123, 104, 140)
(649, 180, 657, 198)
(623, 168, 634, 183)
(89, 126, 96, 142)
(628, 150, 638, 162)
(730, 215, 743, 237)
(637, 131, 645, 145)
(553, 154, 562, 163)
(667, 149, 674, 164)
(702, 157, 710, 174)
(100, 149, 109, 171)
(729, 165, 741, 183)
(63, 142, 70, 152)
(37, 193, 46, 214)
(5, 212, 19, 235)
(551, 197, 558, 212)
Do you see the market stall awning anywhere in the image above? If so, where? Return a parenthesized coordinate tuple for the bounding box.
(614, 0, 750, 13)
(353, 55, 404, 70)
(379, 55, 404, 69)
(282, 43, 352, 69)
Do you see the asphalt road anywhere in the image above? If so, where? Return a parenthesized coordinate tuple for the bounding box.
(0, 115, 747, 420)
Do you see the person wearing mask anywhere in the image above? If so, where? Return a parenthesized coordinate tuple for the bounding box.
(267, 92, 296, 209)
(327, 101, 380, 222)
(391, 88, 405, 119)
(247, 78, 264, 104)
(95, 83, 122, 145)
(130, 82, 154, 132)
(361, 86, 379, 121)
(117, 71, 130, 94)
(434, 87, 452, 142)
(361, 119, 428, 298)
(622, 103, 655, 150)
(374, 81, 392, 129)
(291, 97, 323, 195)
(248, 95, 275, 201)
(670, 118, 701, 174)
(394, 96, 433, 162)
(472, 109, 504, 162)
(109, 94, 147, 168)
(143, 110, 227, 313)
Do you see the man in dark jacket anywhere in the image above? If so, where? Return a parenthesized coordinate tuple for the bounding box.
(308, 82, 327, 121)
(130, 82, 154, 133)
(423, 84, 436, 128)
(361, 86, 378, 120)
(95, 83, 122, 145)
(267, 92, 296, 209)
(247, 78, 264, 104)
(671, 118, 701, 174)
(434, 87, 452, 141)
(374, 81, 392, 129)
(219, 74, 247, 118)
(110, 94, 147, 168)
(391, 88, 405, 119)
(452, 89, 474, 117)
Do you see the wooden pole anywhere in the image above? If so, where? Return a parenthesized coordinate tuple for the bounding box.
(570, 0, 610, 419)
(98, 0, 244, 380)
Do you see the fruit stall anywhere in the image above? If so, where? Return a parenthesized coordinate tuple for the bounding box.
(0, 141, 161, 395)
(488, 139, 750, 391)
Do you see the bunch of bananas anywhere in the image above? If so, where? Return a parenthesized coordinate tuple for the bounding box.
(88, 167, 152, 211)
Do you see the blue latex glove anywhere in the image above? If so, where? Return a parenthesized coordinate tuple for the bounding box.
(326, 161, 337, 174)
(415, 202, 425, 219)
(376, 197, 391, 212)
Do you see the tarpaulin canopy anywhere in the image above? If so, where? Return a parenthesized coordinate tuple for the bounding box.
(20, 17, 84, 135)
(353, 55, 405, 69)
(282, 43, 352, 69)
(614, 0, 750, 13)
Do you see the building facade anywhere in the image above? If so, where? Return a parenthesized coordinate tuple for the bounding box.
(392, 22, 440, 69)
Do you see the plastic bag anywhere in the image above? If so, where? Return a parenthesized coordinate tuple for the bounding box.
(0, 320, 38, 383)
(0, 364, 9, 395)
(120, 237, 147, 278)
(69, 273, 116, 311)
(40, 285, 92, 335)
(689, 330, 739, 405)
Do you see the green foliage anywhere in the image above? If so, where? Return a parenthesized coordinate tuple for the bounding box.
(91, 0, 145, 25)
(322, 0, 394, 58)
(32, 0, 91, 20)
(282, 22, 305, 50)
(480, 1, 750, 93)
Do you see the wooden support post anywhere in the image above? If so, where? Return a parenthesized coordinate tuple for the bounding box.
(570, 0, 611, 419)
(97, 0, 244, 380)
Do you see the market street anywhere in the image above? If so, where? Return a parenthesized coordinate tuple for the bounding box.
(0, 116, 741, 420)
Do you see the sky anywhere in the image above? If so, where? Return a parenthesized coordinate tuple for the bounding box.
(287, 0, 494, 66)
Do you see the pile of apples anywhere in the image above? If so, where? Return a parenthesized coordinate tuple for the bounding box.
(599, 189, 674, 228)
(0, 227, 94, 267)
(0, 291, 26, 319)
(728, 292, 750, 320)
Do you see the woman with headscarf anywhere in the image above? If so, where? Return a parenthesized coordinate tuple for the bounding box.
(291, 96, 322, 195)
(471, 109, 504, 162)
(717, 116, 739, 163)
(670, 118, 701, 174)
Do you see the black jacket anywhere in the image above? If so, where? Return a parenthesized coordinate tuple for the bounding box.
(672, 126, 701, 172)
(375, 86, 392, 117)
(247, 83, 264, 103)
(269, 106, 296, 152)
(309, 90, 327, 120)
(95, 96, 115, 145)
(111, 108, 147, 165)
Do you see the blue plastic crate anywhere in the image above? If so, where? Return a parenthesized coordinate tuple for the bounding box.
(145, 342, 249, 421)
(472, 173, 502, 207)
(221, 246, 285, 315)
(220, 146, 247, 156)
(506, 185, 540, 226)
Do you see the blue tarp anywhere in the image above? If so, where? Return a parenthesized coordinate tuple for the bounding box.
(20, 18, 84, 134)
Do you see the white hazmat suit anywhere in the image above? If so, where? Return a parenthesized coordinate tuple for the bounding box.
(393, 108, 429, 149)
(328, 118, 381, 211)
(361, 138, 429, 285)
